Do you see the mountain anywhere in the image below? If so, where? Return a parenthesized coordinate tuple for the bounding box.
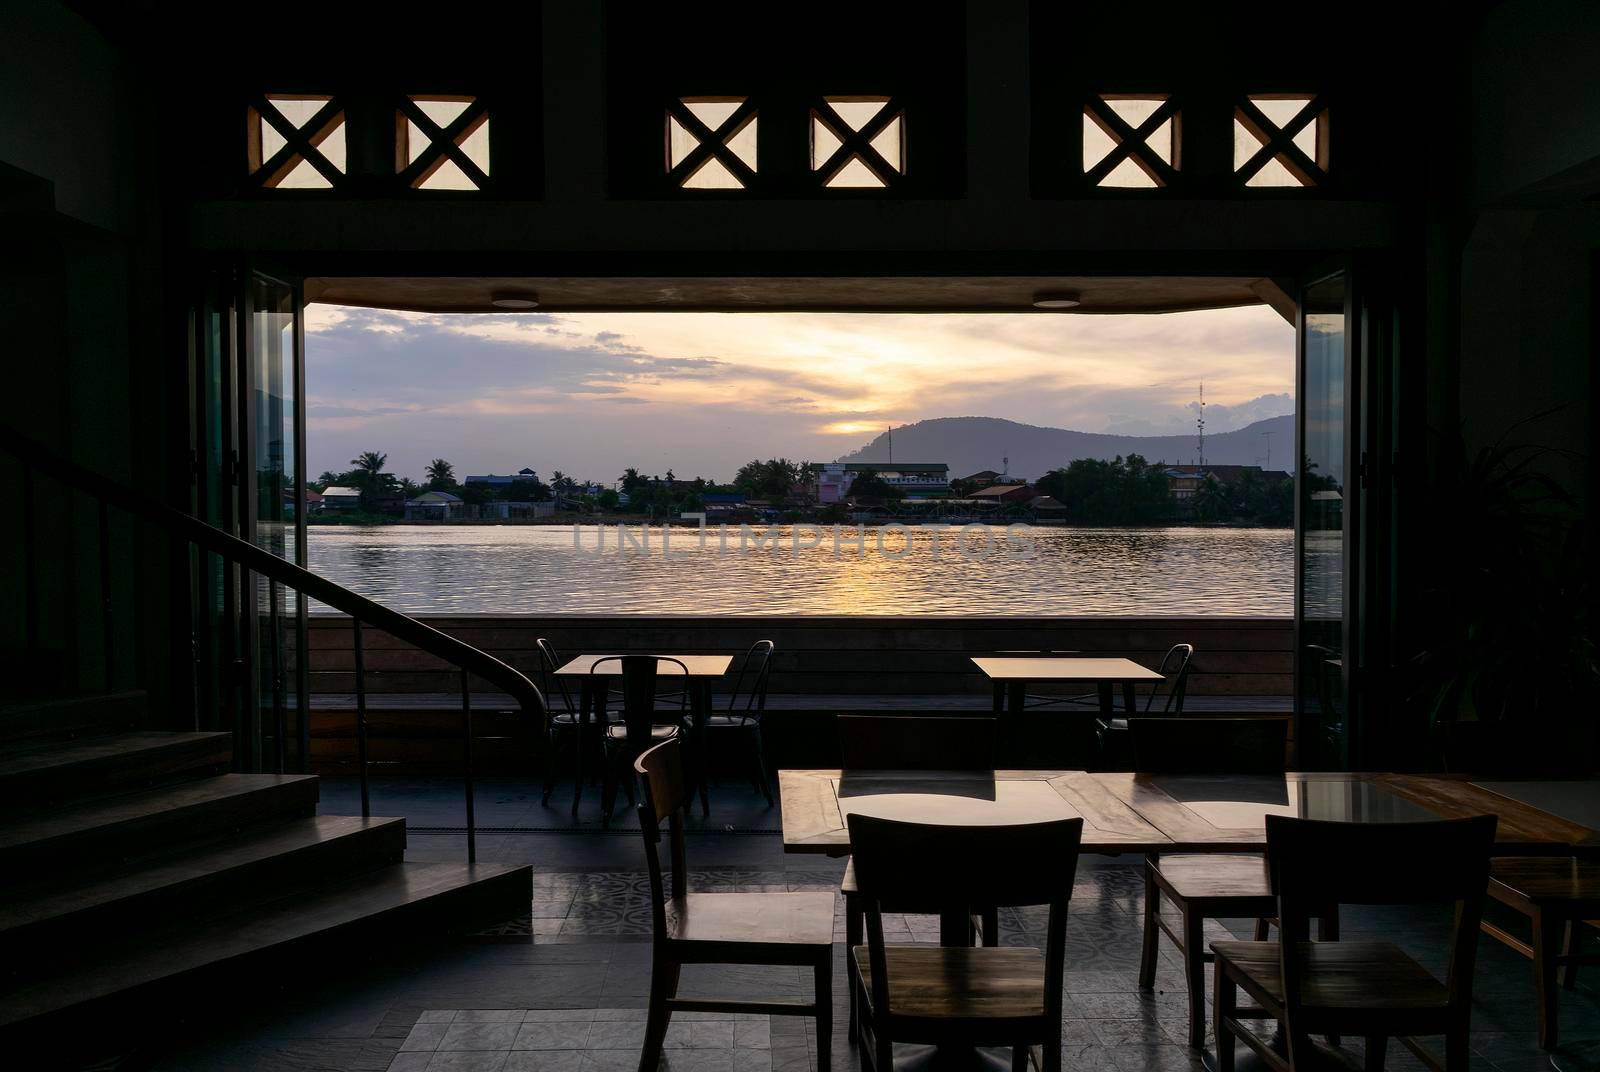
(837, 414, 1294, 480)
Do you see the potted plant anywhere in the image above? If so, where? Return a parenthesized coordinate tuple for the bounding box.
(1407, 415, 1597, 775)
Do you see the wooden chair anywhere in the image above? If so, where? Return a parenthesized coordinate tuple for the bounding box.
(634, 739, 835, 1072)
(846, 812, 1083, 1072)
(700, 640, 776, 805)
(1096, 643, 1196, 766)
(1213, 813, 1497, 1072)
(1131, 717, 1313, 1049)
(837, 716, 999, 1035)
(1482, 856, 1600, 1050)
(596, 656, 690, 823)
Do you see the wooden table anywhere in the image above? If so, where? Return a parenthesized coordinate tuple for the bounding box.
(556, 654, 733, 815)
(780, 769, 1600, 858)
(1088, 771, 1600, 856)
(779, 769, 1170, 856)
(970, 656, 1165, 716)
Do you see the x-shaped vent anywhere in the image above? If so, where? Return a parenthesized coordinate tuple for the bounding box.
(1082, 96, 1179, 188)
(1234, 96, 1329, 187)
(247, 95, 346, 189)
(397, 97, 491, 191)
(665, 98, 758, 189)
(811, 97, 904, 188)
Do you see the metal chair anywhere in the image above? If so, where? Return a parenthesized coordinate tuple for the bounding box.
(700, 640, 775, 804)
(1096, 643, 1196, 765)
(596, 655, 690, 823)
(536, 638, 592, 814)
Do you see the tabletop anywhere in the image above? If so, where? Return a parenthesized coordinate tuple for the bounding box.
(1089, 771, 1600, 855)
(970, 656, 1165, 683)
(779, 769, 1600, 858)
(555, 654, 734, 678)
(778, 769, 1169, 855)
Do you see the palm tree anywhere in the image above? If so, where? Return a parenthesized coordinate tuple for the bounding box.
(425, 458, 454, 487)
(351, 451, 387, 480)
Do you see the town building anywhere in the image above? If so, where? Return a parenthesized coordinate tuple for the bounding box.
(403, 490, 463, 520)
(318, 486, 362, 511)
(815, 462, 951, 503)
(463, 467, 539, 487)
(968, 483, 1037, 505)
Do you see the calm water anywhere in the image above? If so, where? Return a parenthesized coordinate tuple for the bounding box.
(303, 524, 1292, 616)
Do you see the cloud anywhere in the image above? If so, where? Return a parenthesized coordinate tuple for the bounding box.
(303, 303, 1292, 484)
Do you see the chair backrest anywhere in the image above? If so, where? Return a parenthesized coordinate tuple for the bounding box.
(1144, 643, 1195, 714)
(1131, 717, 1286, 773)
(848, 813, 1083, 1025)
(1266, 813, 1497, 1010)
(591, 655, 689, 743)
(634, 739, 691, 936)
(535, 638, 576, 718)
(726, 640, 775, 721)
(838, 715, 996, 772)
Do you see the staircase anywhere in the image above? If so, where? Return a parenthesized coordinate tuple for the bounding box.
(0, 690, 531, 1060)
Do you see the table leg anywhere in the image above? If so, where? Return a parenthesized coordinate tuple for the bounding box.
(1122, 682, 1136, 714)
(572, 679, 593, 815)
(692, 681, 711, 817)
(1097, 682, 1114, 715)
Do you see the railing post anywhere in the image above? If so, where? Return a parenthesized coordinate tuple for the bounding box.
(98, 499, 113, 689)
(353, 618, 370, 819)
(462, 668, 476, 865)
(269, 579, 286, 775)
(22, 465, 38, 653)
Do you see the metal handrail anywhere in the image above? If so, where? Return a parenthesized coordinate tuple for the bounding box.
(1, 425, 545, 862)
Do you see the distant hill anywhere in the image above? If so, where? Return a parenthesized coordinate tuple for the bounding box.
(837, 414, 1294, 480)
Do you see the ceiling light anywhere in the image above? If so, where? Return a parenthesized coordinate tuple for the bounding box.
(1032, 290, 1081, 309)
(490, 291, 540, 310)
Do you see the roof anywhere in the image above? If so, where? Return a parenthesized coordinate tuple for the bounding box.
(1031, 495, 1065, 509)
(843, 462, 949, 474)
(302, 489, 324, 502)
(320, 486, 361, 497)
(960, 470, 1001, 481)
(407, 491, 462, 504)
(969, 483, 1032, 499)
(701, 492, 746, 503)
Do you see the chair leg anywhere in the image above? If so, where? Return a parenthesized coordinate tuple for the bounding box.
(1562, 917, 1580, 990)
(1181, 905, 1206, 1049)
(601, 745, 623, 826)
(1534, 907, 1562, 1050)
(1363, 1034, 1387, 1072)
(1213, 958, 1235, 1072)
(751, 724, 774, 805)
(1319, 907, 1341, 1047)
(640, 958, 679, 1072)
(813, 957, 832, 1072)
(1011, 1045, 1029, 1072)
(1253, 917, 1270, 941)
(846, 891, 862, 1039)
(1445, 1023, 1470, 1071)
(542, 730, 560, 805)
(1139, 858, 1161, 990)
(571, 726, 587, 816)
(1043, 1016, 1062, 1072)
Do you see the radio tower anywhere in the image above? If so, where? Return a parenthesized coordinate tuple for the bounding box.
(1196, 383, 1206, 467)
(885, 425, 892, 464)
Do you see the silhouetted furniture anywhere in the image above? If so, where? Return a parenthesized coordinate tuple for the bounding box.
(1212, 813, 1497, 1072)
(837, 715, 1000, 1034)
(1133, 719, 1305, 1048)
(1482, 857, 1600, 1050)
(556, 653, 733, 816)
(971, 655, 1163, 767)
(988, 648, 1086, 711)
(847, 812, 1083, 1072)
(596, 656, 690, 823)
(537, 638, 606, 814)
(1095, 643, 1196, 767)
(701, 640, 775, 805)
(634, 739, 835, 1072)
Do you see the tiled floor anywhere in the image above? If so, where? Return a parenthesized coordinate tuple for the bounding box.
(143, 780, 1600, 1072)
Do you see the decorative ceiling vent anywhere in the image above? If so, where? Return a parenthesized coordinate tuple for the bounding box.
(1082, 95, 1179, 187)
(1234, 95, 1328, 187)
(665, 97, 758, 189)
(811, 96, 904, 188)
(247, 95, 346, 189)
(397, 96, 491, 190)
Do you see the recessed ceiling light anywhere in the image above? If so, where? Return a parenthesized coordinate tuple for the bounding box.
(490, 290, 540, 310)
(1032, 290, 1081, 309)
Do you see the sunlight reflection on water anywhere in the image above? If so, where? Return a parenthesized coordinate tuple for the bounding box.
(303, 524, 1291, 616)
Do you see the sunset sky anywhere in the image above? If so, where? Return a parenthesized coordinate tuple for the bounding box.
(304, 303, 1293, 484)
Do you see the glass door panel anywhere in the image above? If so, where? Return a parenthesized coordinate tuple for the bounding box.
(245, 273, 306, 773)
(1297, 272, 1350, 769)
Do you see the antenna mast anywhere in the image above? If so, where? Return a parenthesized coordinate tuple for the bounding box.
(885, 425, 892, 464)
(1196, 383, 1206, 467)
